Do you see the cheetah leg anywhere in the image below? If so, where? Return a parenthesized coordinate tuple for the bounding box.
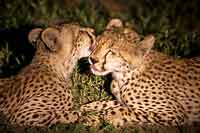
(111, 80, 122, 103)
(81, 104, 186, 128)
(79, 100, 124, 127)
(101, 106, 143, 127)
(103, 105, 186, 127)
(80, 105, 141, 128)
(11, 96, 80, 127)
(80, 100, 121, 112)
(79, 112, 103, 127)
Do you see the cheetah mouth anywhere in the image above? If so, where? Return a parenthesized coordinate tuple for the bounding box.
(90, 64, 100, 72)
(90, 64, 111, 76)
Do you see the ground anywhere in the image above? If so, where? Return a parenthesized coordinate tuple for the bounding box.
(0, 0, 200, 132)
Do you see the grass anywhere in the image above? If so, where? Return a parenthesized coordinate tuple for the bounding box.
(0, 0, 200, 132)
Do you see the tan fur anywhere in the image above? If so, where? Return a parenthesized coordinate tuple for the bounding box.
(81, 19, 200, 128)
(0, 23, 95, 127)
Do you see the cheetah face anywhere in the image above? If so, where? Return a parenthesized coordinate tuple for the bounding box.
(28, 24, 96, 63)
(74, 26, 96, 58)
(89, 43, 129, 76)
(89, 19, 155, 76)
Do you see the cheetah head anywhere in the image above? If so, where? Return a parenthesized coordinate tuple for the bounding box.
(28, 24, 96, 65)
(89, 19, 155, 76)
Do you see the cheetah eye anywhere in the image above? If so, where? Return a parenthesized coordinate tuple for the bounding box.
(108, 50, 118, 56)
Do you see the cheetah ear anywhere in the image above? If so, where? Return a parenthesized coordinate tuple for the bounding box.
(28, 28, 43, 45)
(106, 18, 123, 30)
(41, 27, 61, 52)
(136, 35, 155, 57)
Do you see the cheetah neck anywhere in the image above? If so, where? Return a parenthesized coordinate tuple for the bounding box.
(31, 50, 80, 80)
(53, 52, 80, 80)
(64, 50, 80, 77)
(112, 63, 133, 85)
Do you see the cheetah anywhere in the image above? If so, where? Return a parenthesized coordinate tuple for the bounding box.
(0, 23, 96, 127)
(81, 19, 200, 127)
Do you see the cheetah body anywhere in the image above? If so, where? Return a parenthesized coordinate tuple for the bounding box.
(0, 24, 95, 127)
(81, 19, 200, 127)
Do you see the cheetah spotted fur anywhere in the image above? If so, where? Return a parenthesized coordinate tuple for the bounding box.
(81, 19, 200, 128)
(0, 23, 96, 127)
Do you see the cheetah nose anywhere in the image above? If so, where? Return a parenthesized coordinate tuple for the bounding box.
(88, 57, 97, 64)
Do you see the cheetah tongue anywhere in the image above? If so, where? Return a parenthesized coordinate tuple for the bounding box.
(90, 64, 103, 74)
(90, 64, 98, 75)
(90, 64, 111, 76)
(90, 64, 99, 72)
